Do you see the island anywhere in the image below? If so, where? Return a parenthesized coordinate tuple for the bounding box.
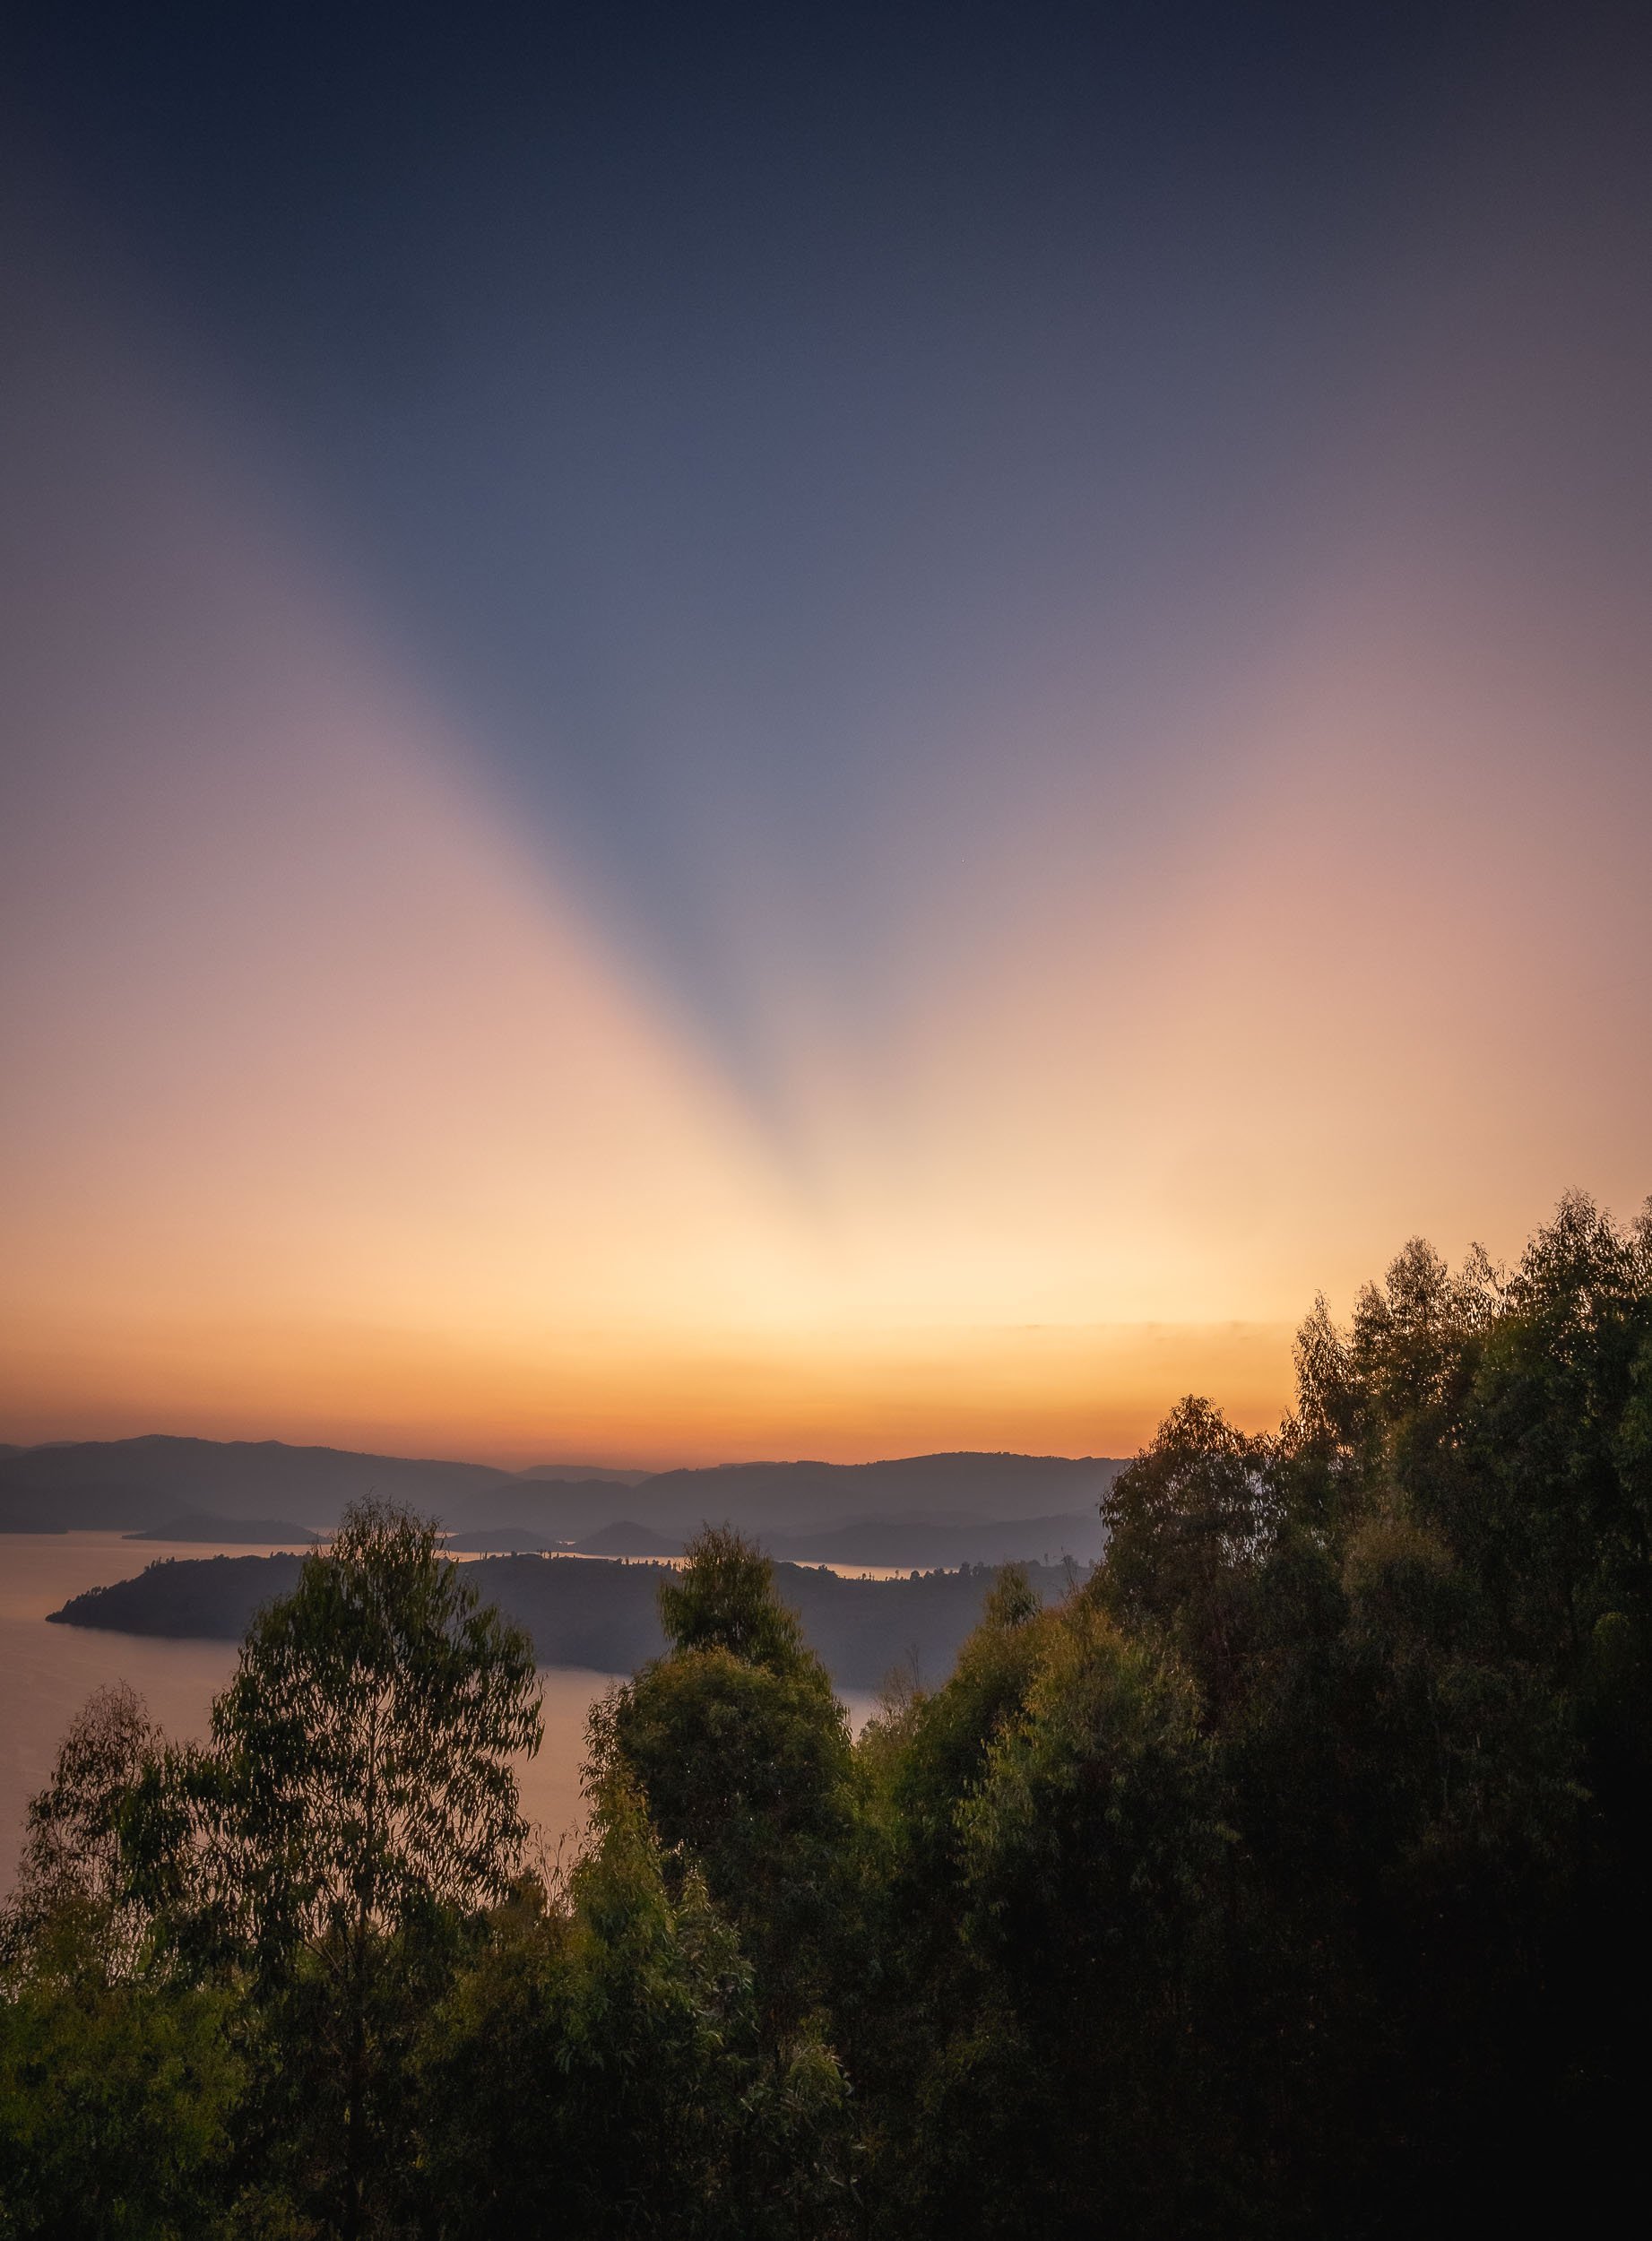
(48, 1550, 1077, 1692)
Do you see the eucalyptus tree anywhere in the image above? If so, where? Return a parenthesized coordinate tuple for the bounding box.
(0, 1682, 161, 1978)
(593, 1527, 857, 2042)
(189, 1498, 542, 2237)
(0, 1685, 244, 2239)
(418, 1769, 854, 2241)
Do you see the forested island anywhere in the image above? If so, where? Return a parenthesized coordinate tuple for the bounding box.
(48, 1549, 1068, 1692)
(3, 1194, 1648, 2237)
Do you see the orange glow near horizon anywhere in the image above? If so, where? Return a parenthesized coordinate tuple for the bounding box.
(0, 1310, 1302, 1470)
(3, 208, 1648, 1475)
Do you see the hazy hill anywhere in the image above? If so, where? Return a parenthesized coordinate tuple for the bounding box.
(765, 1510, 1104, 1569)
(442, 1530, 577, 1554)
(514, 1462, 653, 1485)
(437, 1478, 649, 1536)
(0, 1435, 515, 1533)
(572, 1522, 685, 1557)
(48, 1550, 1075, 1692)
(124, 1514, 320, 1544)
(621, 1453, 1119, 1534)
(445, 1468, 1120, 1554)
(0, 1440, 1124, 1562)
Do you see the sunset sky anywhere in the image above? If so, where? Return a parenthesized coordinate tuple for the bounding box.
(2, 2, 1648, 1467)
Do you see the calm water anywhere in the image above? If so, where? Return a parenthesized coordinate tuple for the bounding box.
(0, 1532, 622, 1894)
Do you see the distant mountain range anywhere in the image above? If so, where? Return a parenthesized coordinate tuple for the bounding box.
(0, 1436, 1124, 1569)
(515, 1462, 653, 1486)
(0, 1438, 512, 1533)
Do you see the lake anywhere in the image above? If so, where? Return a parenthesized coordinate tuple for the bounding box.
(0, 1530, 881, 1894)
(0, 1531, 625, 1894)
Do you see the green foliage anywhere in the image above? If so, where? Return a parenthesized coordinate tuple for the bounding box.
(198, 1501, 541, 2237)
(946, 1604, 1225, 2234)
(4, 1196, 1650, 2236)
(961, 1599, 1219, 1986)
(0, 1691, 252, 2238)
(200, 1498, 541, 1966)
(593, 1529, 856, 2031)
(0, 1960, 242, 2241)
(1, 1684, 163, 1981)
(847, 1566, 1051, 2224)
(656, 1524, 812, 1671)
(864, 1562, 1049, 1904)
(1098, 1396, 1282, 1714)
(3, 1501, 542, 2239)
(417, 1774, 851, 2238)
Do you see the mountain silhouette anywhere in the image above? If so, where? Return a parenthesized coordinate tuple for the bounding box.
(0, 1437, 1124, 1566)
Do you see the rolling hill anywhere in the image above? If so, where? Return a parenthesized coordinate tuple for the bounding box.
(0, 1438, 1124, 1567)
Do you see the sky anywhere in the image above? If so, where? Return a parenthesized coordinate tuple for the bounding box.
(2, 1, 1648, 1467)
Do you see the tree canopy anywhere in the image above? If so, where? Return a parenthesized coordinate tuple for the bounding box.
(3, 1193, 1649, 2237)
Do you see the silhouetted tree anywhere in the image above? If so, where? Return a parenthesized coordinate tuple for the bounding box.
(417, 1768, 852, 2239)
(4, 1196, 1649, 2238)
(592, 1527, 857, 2044)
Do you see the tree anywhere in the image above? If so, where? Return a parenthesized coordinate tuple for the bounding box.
(0, 1686, 244, 2241)
(0, 1683, 161, 1980)
(956, 1596, 1225, 2235)
(4, 1196, 1649, 2237)
(851, 1568, 1051, 2236)
(1098, 1396, 1283, 1715)
(0, 1957, 243, 2241)
(417, 1770, 852, 2241)
(179, 1499, 541, 2237)
(593, 1528, 856, 2040)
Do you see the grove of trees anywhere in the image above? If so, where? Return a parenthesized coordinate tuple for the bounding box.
(3, 1191, 1648, 2237)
